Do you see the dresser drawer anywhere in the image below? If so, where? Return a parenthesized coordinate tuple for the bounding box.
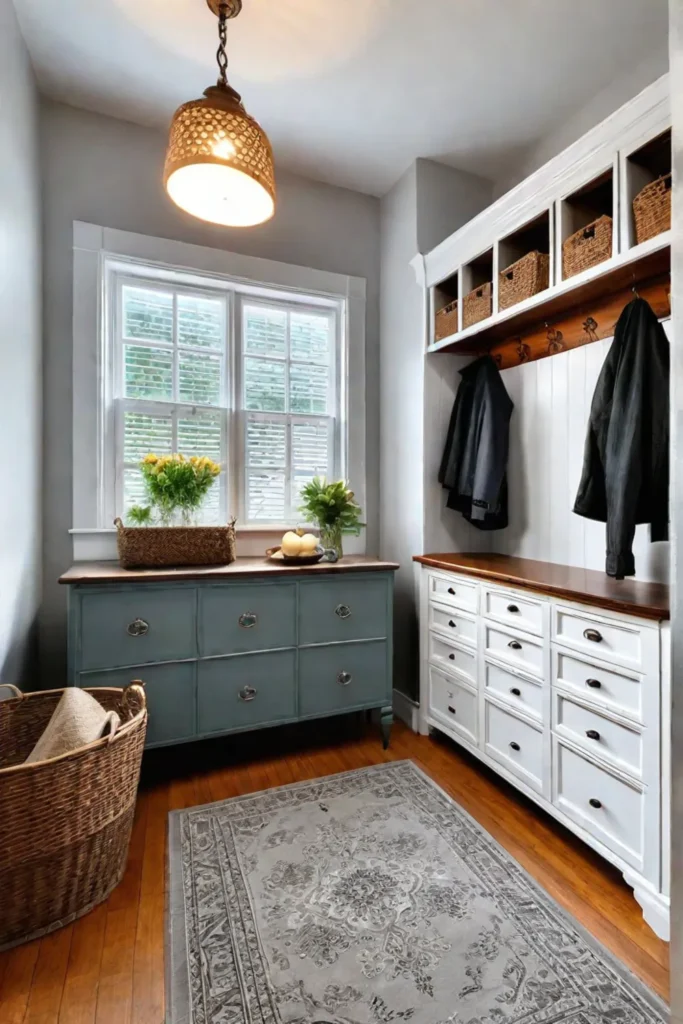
(429, 633, 477, 687)
(482, 587, 545, 637)
(298, 577, 389, 646)
(552, 605, 648, 671)
(483, 661, 543, 722)
(553, 694, 642, 778)
(483, 623, 544, 678)
(79, 588, 196, 671)
(197, 650, 296, 735)
(428, 604, 477, 647)
(79, 663, 195, 748)
(484, 701, 543, 791)
(552, 648, 642, 721)
(553, 742, 644, 869)
(199, 583, 296, 656)
(429, 667, 478, 745)
(428, 573, 478, 613)
(298, 641, 389, 717)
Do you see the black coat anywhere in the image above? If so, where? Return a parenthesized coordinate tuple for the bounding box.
(439, 356, 513, 530)
(573, 297, 669, 579)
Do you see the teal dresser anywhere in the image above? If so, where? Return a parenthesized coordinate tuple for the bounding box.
(60, 558, 398, 749)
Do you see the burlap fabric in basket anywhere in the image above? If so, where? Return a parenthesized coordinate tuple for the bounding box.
(0, 683, 147, 950)
(115, 517, 237, 569)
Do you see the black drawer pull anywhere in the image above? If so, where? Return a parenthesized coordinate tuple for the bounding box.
(583, 628, 603, 643)
(586, 729, 600, 741)
(589, 798, 602, 809)
(448, 705, 456, 715)
(447, 587, 456, 596)
(127, 618, 149, 637)
(448, 620, 456, 628)
(448, 653, 456, 661)
(509, 741, 521, 752)
(508, 640, 522, 650)
(507, 604, 519, 613)
(586, 678, 602, 689)
(510, 687, 521, 697)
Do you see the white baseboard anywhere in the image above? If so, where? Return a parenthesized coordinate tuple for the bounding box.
(392, 689, 420, 732)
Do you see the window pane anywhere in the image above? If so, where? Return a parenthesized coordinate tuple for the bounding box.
(247, 472, 286, 522)
(123, 467, 150, 511)
(123, 286, 173, 342)
(244, 306, 286, 357)
(179, 351, 221, 405)
(123, 411, 173, 463)
(246, 418, 287, 522)
(290, 362, 329, 414)
(292, 422, 330, 508)
(178, 411, 223, 462)
(290, 311, 331, 364)
(124, 344, 173, 400)
(246, 418, 287, 468)
(244, 357, 286, 412)
(178, 295, 224, 350)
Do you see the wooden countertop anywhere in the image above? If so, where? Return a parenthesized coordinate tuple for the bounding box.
(59, 555, 399, 585)
(413, 552, 669, 621)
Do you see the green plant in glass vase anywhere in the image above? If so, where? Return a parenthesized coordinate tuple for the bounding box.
(298, 477, 364, 560)
(127, 453, 221, 526)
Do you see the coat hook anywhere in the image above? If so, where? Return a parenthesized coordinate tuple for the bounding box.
(632, 274, 639, 299)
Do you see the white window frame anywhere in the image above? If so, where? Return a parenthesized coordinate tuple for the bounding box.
(72, 222, 366, 559)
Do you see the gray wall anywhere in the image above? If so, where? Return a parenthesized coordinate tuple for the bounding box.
(40, 99, 381, 680)
(0, 0, 42, 687)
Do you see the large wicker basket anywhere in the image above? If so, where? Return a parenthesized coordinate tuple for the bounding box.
(633, 173, 672, 244)
(563, 215, 613, 279)
(499, 251, 550, 311)
(463, 282, 492, 329)
(0, 684, 147, 950)
(435, 299, 459, 341)
(115, 517, 236, 569)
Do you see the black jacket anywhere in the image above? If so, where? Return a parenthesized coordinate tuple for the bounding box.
(439, 356, 513, 530)
(573, 297, 669, 579)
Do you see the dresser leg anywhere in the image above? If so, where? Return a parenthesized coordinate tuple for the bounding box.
(381, 706, 393, 749)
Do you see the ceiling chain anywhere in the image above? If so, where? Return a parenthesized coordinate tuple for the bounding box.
(216, 4, 229, 87)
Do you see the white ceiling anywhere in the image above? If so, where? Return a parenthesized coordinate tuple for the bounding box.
(14, 0, 669, 196)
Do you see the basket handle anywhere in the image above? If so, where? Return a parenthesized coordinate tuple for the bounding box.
(475, 287, 484, 298)
(114, 517, 125, 533)
(505, 270, 514, 281)
(122, 680, 147, 718)
(0, 683, 23, 700)
(582, 225, 596, 240)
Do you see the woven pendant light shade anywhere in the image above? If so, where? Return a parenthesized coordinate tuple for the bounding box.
(164, 83, 276, 227)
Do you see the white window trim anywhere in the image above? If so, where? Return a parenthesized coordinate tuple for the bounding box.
(71, 221, 367, 561)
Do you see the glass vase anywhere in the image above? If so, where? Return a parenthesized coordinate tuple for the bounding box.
(320, 523, 344, 561)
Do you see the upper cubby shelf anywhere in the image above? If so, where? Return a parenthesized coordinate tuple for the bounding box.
(424, 77, 671, 356)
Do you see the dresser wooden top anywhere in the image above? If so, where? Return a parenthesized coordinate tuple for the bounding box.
(60, 556, 399, 585)
(413, 553, 669, 621)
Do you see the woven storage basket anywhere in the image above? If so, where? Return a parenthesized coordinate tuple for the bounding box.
(633, 173, 672, 244)
(463, 282, 492, 329)
(0, 683, 147, 950)
(435, 299, 459, 341)
(563, 215, 613, 279)
(115, 517, 236, 569)
(499, 251, 550, 311)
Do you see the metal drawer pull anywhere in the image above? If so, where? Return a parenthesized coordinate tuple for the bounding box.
(239, 685, 257, 702)
(508, 640, 522, 650)
(239, 612, 258, 629)
(127, 618, 149, 637)
(507, 604, 519, 613)
(509, 741, 521, 752)
(447, 587, 456, 595)
(337, 671, 352, 687)
(586, 729, 600, 741)
(586, 678, 602, 689)
(335, 604, 352, 620)
(589, 798, 602, 809)
(448, 620, 456, 628)
(510, 687, 521, 697)
(583, 628, 603, 643)
(448, 705, 456, 715)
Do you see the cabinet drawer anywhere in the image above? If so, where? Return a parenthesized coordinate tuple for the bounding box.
(199, 583, 296, 656)
(484, 701, 543, 791)
(553, 742, 644, 869)
(429, 667, 477, 745)
(298, 577, 389, 646)
(483, 623, 544, 678)
(428, 573, 478, 613)
(79, 588, 196, 671)
(482, 587, 545, 637)
(79, 663, 195, 748)
(553, 694, 642, 778)
(298, 641, 389, 717)
(429, 633, 477, 687)
(428, 605, 477, 647)
(197, 650, 296, 735)
(553, 648, 642, 721)
(483, 661, 543, 722)
(552, 605, 647, 671)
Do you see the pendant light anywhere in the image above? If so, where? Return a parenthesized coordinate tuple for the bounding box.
(164, 0, 275, 227)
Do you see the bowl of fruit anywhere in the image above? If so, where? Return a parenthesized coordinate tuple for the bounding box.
(267, 529, 325, 565)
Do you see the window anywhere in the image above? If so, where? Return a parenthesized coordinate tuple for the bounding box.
(110, 270, 342, 526)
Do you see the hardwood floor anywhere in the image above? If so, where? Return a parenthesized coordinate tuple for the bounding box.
(0, 719, 669, 1022)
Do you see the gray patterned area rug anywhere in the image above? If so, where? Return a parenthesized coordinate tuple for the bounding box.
(167, 760, 667, 1024)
